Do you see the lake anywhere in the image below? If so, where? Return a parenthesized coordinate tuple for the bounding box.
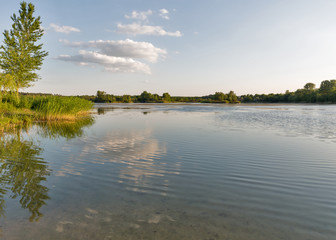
(0, 104, 335, 239)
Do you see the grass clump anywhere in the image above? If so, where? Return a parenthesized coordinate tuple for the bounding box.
(0, 94, 93, 130)
(31, 96, 93, 120)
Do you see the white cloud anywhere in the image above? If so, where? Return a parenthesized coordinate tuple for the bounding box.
(57, 50, 151, 74)
(117, 23, 182, 37)
(159, 9, 169, 20)
(125, 10, 152, 21)
(60, 39, 167, 62)
(50, 23, 80, 34)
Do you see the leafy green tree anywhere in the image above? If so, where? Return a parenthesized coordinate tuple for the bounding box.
(96, 90, 115, 102)
(0, 2, 48, 98)
(122, 95, 132, 103)
(228, 90, 237, 102)
(304, 83, 316, 91)
(214, 92, 225, 101)
(139, 91, 152, 102)
(152, 93, 161, 102)
(162, 92, 171, 102)
(318, 80, 336, 102)
(96, 90, 106, 102)
(319, 80, 336, 93)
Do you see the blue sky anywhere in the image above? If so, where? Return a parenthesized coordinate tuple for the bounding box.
(1, 0, 336, 96)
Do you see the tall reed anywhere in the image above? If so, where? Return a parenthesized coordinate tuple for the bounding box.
(31, 96, 93, 120)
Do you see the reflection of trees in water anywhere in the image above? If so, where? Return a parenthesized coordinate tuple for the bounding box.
(36, 116, 94, 139)
(97, 107, 106, 115)
(0, 134, 50, 222)
(0, 116, 95, 222)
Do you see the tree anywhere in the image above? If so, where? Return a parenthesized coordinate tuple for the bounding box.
(139, 91, 152, 102)
(228, 90, 237, 102)
(304, 83, 316, 91)
(214, 92, 225, 101)
(319, 80, 336, 93)
(96, 90, 115, 102)
(0, 2, 48, 98)
(162, 92, 171, 102)
(122, 95, 132, 103)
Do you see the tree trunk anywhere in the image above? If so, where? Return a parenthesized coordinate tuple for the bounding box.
(16, 85, 19, 102)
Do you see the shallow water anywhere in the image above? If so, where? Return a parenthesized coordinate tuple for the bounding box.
(0, 104, 336, 239)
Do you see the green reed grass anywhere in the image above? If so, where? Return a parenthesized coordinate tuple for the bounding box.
(31, 96, 93, 119)
(0, 94, 93, 130)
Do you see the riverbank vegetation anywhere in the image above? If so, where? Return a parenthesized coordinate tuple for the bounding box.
(0, 94, 93, 131)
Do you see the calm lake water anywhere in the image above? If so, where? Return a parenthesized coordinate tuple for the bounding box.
(1, 104, 336, 239)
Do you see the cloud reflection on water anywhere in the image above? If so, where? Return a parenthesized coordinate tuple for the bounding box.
(58, 128, 180, 195)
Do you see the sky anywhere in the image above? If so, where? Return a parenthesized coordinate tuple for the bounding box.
(1, 0, 336, 96)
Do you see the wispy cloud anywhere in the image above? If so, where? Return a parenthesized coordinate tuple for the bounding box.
(159, 9, 169, 20)
(50, 23, 80, 34)
(125, 10, 152, 21)
(60, 39, 167, 62)
(57, 50, 151, 74)
(117, 23, 182, 37)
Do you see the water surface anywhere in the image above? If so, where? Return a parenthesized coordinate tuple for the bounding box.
(0, 104, 335, 239)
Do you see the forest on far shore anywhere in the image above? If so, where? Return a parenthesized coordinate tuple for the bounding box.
(76, 79, 336, 104)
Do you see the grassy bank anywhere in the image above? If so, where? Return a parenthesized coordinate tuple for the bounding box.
(0, 94, 93, 131)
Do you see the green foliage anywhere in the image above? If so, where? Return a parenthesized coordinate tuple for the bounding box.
(214, 92, 226, 101)
(122, 95, 132, 103)
(139, 91, 152, 102)
(319, 80, 336, 93)
(304, 83, 316, 91)
(0, 73, 16, 93)
(162, 92, 171, 102)
(95, 91, 115, 103)
(0, 2, 48, 95)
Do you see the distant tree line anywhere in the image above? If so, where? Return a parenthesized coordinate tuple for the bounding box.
(78, 80, 336, 104)
(79, 90, 239, 103)
(239, 80, 336, 103)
